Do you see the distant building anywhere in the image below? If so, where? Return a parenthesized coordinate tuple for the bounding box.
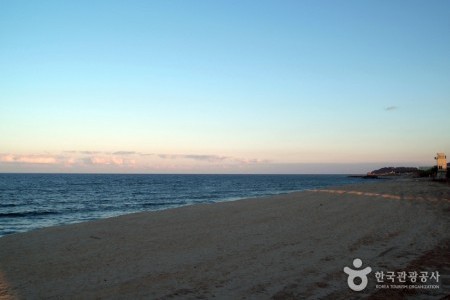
(434, 153, 447, 180)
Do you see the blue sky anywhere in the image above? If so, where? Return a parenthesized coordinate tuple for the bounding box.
(1, 0, 449, 173)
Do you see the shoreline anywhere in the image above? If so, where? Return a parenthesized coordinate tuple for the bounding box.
(0, 179, 449, 299)
(0, 174, 374, 239)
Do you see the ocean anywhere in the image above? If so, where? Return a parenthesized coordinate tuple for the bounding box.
(0, 174, 370, 237)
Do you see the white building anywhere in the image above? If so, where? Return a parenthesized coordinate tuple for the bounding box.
(435, 153, 447, 180)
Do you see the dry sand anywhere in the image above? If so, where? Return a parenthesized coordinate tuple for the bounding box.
(0, 179, 449, 299)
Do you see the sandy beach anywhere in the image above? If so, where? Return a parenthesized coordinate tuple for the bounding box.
(0, 179, 449, 299)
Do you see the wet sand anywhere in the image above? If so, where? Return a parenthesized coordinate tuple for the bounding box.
(0, 179, 449, 299)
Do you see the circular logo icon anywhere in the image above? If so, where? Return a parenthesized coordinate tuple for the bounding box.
(344, 258, 372, 291)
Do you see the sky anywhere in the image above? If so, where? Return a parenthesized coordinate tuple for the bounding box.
(1, 0, 449, 174)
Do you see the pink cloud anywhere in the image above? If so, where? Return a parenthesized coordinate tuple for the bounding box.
(0, 154, 57, 164)
(83, 156, 135, 166)
(0, 154, 15, 163)
(158, 153, 267, 164)
(233, 158, 270, 164)
(0, 151, 267, 172)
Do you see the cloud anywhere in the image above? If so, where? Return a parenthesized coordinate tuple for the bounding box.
(80, 151, 103, 155)
(0, 151, 267, 171)
(64, 150, 104, 155)
(66, 150, 153, 156)
(0, 152, 137, 167)
(384, 106, 398, 111)
(185, 155, 229, 161)
(112, 151, 138, 155)
(158, 153, 267, 164)
(233, 158, 270, 164)
(0, 154, 58, 164)
(83, 156, 128, 165)
(158, 154, 229, 162)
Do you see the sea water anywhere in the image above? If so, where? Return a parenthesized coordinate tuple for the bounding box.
(0, 174, 369, 237)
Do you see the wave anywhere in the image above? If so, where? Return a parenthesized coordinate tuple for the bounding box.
(142, 201, 186, 207)
(0, 211, 60, 218)
(0, 203, 24, 208)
